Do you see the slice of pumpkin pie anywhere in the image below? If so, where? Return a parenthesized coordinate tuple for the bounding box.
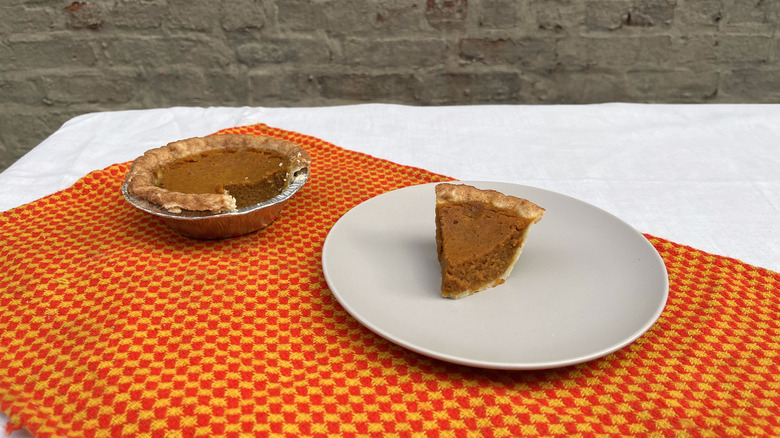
(435, 183, 545, 299)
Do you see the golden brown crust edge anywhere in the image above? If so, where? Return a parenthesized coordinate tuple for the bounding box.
(125, 134, 311, 214)
(435, 183, 545, 223)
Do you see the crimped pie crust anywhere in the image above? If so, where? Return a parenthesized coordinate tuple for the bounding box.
(435, 183, 546, 220)
(125, 134, 311, 214)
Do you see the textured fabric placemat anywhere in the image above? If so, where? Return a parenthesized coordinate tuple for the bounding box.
(1, 124, 778, 438)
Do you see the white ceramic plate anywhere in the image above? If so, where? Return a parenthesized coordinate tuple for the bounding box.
(322, 182, 668, 370)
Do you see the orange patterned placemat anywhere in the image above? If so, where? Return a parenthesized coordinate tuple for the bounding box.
(1, 124, 778, 438)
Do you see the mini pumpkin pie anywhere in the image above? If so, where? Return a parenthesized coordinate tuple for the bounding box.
(125, 134, 311, 214)
(435, 183, 545, 299)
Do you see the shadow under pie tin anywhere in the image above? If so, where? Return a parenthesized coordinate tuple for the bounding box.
(121, 168, 309, 240)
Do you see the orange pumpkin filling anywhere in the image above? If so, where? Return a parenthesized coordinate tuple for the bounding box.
(160, 149, 289, 209)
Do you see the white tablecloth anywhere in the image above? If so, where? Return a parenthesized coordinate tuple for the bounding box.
(1, 103, 778, 274)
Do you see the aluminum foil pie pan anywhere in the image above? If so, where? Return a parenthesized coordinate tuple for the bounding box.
(121, 168, 309, 240)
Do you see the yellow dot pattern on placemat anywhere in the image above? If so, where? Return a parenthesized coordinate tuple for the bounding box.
(1, 124, 778, 437)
